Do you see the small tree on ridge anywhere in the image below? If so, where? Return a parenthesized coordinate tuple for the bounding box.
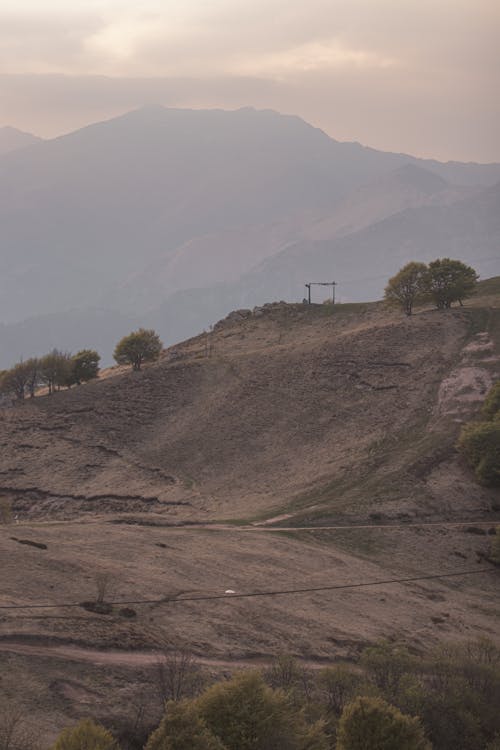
(113, 328, 162, 370)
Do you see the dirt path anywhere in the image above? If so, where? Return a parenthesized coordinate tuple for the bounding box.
(0, 641, 328, 671)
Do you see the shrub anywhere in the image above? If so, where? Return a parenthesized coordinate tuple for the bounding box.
(51, 718, 119, 749)
(457, 421, 500, 486)
(145, 700, 225, 750)
(337, 696, 431, 750)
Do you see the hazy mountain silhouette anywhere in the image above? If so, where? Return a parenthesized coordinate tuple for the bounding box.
(0, 126, 42, 155)
(0, 106, 499, 367)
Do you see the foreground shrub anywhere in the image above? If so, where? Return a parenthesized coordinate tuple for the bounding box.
(336, 696, 431, 750)
(51, 718, 119, 750)
(145, 700, 225, 750)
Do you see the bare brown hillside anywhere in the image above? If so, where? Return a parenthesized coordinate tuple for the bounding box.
(0, 290, 499, 743)
(0, 298, 498, 524)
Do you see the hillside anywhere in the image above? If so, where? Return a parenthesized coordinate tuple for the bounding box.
(1, 106, 500, 368)
(1, 283, 499, 742)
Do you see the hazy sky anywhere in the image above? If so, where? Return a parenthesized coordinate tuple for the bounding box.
(1, 0, 499, 161)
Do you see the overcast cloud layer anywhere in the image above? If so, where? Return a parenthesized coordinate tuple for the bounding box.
(1, 0, 498, 161)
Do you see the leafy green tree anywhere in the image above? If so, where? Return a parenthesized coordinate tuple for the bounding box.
(145, 700, 226, 750)
(337, 696, 431, 750)
(51, 719, 119, 750)
(113, 328, 163, 370)
(196, 671, 328, 750)
(71, 349, 100, 385)
(384, 262, 427, 316)
(425, 258, 478, 309)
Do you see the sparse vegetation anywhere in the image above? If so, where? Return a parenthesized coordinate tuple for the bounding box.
(458, 380, 500, 486)
(113, 329, 163, 370)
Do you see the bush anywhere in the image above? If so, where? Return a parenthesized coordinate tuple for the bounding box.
(145, 700, 225, 750)
(336, 696, 431, 750)
(51, 718, 119, 749)
(457, 421, 500, 486)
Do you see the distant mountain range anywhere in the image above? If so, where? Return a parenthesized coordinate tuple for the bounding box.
(0, 106, 499, 367)
(0, 126, 43, 156)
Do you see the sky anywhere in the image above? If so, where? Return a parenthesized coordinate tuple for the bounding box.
(1, 0, 499, 162)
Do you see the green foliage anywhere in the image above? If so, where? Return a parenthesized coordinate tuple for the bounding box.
(51, 718, 119, 750)
(482, 381, 500, 421)
(384, 262, 427, 316)
(196, 671, 328, 750)
(457, 420, 500, 486)
(70, 349, 100, 385)
(336, 695, 431, 750)
(425, 258, 478, 309)
(113, 328, 163, 370)
(145, 701, 226, 750)
(458, 380, 500, 486)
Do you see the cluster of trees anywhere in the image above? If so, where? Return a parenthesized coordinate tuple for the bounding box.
(25, 637, 499, 750)
(458, 380, 500, 486)
(0, 328, 164, 402)
(0, 349, 100, 400)
(384, 258, 478, 315)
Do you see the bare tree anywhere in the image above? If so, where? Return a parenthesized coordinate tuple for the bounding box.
(0, 707, 39, 750)
(155, 648, 204, 706)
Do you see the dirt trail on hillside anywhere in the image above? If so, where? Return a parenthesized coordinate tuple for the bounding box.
(0, 641, 328, 671)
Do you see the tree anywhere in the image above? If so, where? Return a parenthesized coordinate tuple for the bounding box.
(195, 671, 328, 750)
(336, 696, 431, 750)
(384, 262, 427, 316)
(113, 329, 163, 371)
(71, 349, 100, 385)
(145, 701, 226, 750)
(0, 361, 32, 400)
(425, 258, 478, 309)
(51, 719, 119, 750)
(39, 350, 72, 394)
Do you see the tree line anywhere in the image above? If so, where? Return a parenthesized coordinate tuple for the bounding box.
(0, 329, 163, 401)
(6, 637, 499, 749)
